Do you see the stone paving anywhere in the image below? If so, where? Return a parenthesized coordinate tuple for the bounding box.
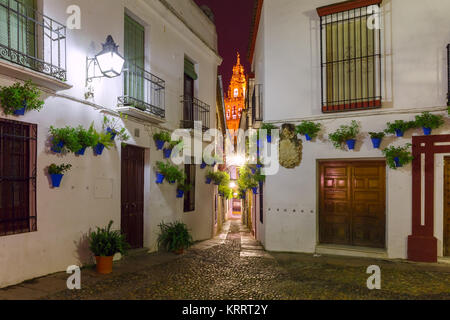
(1, 220, 450, 300)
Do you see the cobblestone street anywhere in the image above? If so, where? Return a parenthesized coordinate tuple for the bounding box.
(2, 220, 450, 300)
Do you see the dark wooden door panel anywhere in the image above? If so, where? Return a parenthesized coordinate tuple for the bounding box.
(319, 161, 386, 248)
(121, 145, 145, 249)
(444, 158, 450, 256)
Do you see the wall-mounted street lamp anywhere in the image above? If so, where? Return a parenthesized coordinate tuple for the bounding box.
(86, 35, 125, 84)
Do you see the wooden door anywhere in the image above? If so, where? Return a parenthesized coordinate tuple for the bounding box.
(444, 158, 450, 256)
(121, 145, 145, 249)
(319, 161, 386, 248)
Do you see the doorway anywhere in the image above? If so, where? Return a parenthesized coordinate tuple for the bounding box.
(443, 158, 450, 256)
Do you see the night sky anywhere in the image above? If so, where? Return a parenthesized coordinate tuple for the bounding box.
(194, 0, 255, 91)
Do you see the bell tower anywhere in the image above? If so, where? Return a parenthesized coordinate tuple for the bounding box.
(225, 53, 247, 136)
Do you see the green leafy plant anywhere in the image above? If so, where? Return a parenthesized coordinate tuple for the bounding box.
(48, 163, 72, 175)
(328, 120, 360, 149)
(102, 115, 130, 143)
(157, 221, 194, 253)
(88, 220, 130, 257)
(296, 121, 322, 139)
(218, 184, 233, 199)
(49, 126, 82, 153)
(238, 166, 258, 190)
(76, 125, 96, 150)
(168, 139, 184, 150)
(369, 132, 386, 139)
(156, 161, 184, 183)
(260, 123, 278, 137)
(382, 144, 414, 169)
(92, 130, 115, 149)
(414, 112, 444, 129)
(0, 80, 44, 115)
(208, 171, 230, 186)
(177, 183, 192, 193)
(385, 120, 416, 135)
(153, 131, 171, 143)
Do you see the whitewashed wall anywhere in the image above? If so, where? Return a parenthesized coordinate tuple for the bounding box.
(254, 0, 450, 258)
(0, 0, 221, 288)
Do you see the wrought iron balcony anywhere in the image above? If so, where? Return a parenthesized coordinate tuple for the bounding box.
(181, 95, 210, 132)
(251, 84, 263, 124)
(118, 63, 166, 119)
(0, 0, 66, 81)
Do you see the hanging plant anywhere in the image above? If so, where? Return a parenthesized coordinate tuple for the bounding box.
(49, 126, 82, 154)
(205, 171, 215, 184)
(92, 130, 115, 156)
(176, 183, 192, 198)
(218, 184, 233, 199)
(261, 123, 278, 143)
(74, 125, 96, 155)
(328, 120, 360, 150)
(153, 131, 171, 150)
(382, 144, 414, 169)
(414, 112, 444, 136)
(368, 132, 385, 149)
(102, 115, 130, 144)
(296, 121, 322, 141)
(164, 140, 183, 159)
(0, 80, 44, 116)
(48, 163, 72, 188)
(155, 161, 184, 184)
(385, 120, 416, 137)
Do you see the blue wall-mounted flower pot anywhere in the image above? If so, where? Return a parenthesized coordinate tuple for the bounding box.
(14, 107, 26, 116)
(371, 138, 382, 149)
(106, 127, 117, 140)
(176, 190, 184, 198)
(200, 161, 207, 169)
(206, 178, 212, 184)
(256, 164, 263, 169)
(394, 157, 402, 168)
(305, 134, 312, 141)
(163, 148, 172, 159)
(395, 129, 404, 137)
(346, 139, 356, 150)
(169, 180, 176, 184)
(51, 141, 65, 153)
(94, 143, 105, 155)
(50, 174, 64, 188)
(251, 168, 256, 174)
(75, 147, 86, 156)
(155, 140, 165, 150)
(252, 187, 258, 195)
(156, 173, 165, 184)
(423, 127, 432, 136)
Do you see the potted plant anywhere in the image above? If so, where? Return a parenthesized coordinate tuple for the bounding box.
(205, 171, 215, 184)
(153, 131, 171, 151)
(48, 163, 72, 188)
(164, 139, 183, 159)
(414, 112, 444, 136)
(0, 80, 44, 116)
(74, 125, 96, 156)
(155, 161, 184, 184)
(157, 221, 194, 254)
(155, 161, 168, 184)
(382, 144, 414, 169)
(88, 221, 129, 274)
(329, 120, 360, 150)
(369, 132, 385, 149)
(219, 184, 233, 199)
(92, 129, 114, 156)
(176, 183, 192, 198)
(261, 123, 278, 143)
(49, 126, 82, 154)
(296, 121, 322, 141)
(102, 115, 130, 143)
(385, 120, 416, 137)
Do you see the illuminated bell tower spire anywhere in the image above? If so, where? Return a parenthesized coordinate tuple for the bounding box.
(225, 52, 247, 136)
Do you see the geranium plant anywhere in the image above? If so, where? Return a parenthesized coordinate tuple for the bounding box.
(296, 121, 322, 140)
(328, 120, 360, 150)
(414, 112, 444, 135)
(385, 120, 416, 137)
(49, 126, 82, 153)
(0, 80, 44, 115)
(382, 144, 414, 169)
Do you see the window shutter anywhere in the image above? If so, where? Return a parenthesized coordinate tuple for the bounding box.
(184, 58, 198, 80)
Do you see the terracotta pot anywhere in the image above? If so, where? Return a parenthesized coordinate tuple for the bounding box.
(95, 256, 114, 274)
(174, 248, 184, 255)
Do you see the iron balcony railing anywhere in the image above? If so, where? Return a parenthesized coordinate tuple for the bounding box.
(251, 84, 263, 123)
(181, 95, 210, 132)
(0, 0, 66, 81)
(118, 63, 166, 118)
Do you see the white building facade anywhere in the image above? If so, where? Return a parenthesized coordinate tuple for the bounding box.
(0, 0, 221, 288)
(249, 0, 450, 262)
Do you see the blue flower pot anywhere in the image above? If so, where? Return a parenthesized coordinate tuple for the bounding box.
(155, 140, 165, 150)
(252, 187, 259, 195)
(51, 141, 65, 153)
(251, 168, 256, 174)
(256, 164, 263, 169)
(106, 127, 117, 141)
(206, 178, 212, 184)
(305, 134, 312, 141)
(169, 180, 176, 184)
(394, 157, 402, 168)
(94, 143, 105, 155)
(163, 148, 172, 159)
(156, 173, 165, 184)
(423, 127, 432, 136)
(267, 135, 272, 143)
(371, 138, 382, 149)
(75, 147, 86, 156)
(346, 139, 356, 150)
(211, 162, 217, 167)
(200, 161, 207, 169)
(176, 190, 184, 198)
(395, 129, 404, 137)
(50, 174, 64, 188)
(14, 106, 26, 116)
